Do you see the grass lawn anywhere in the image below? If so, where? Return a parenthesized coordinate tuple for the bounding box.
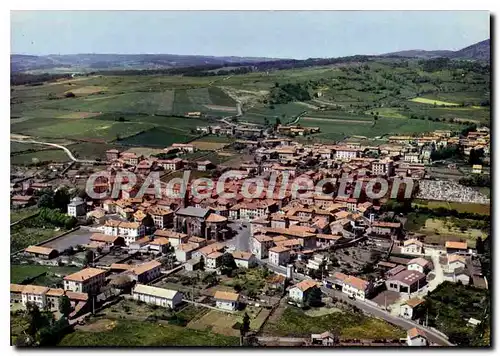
(263, 306, 405, 339)
(59, 319, 240, 346)
(11, 264, 80, 284)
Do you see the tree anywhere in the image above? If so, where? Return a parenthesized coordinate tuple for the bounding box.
(59, 296, 72, 318)
(83, 250, 95, 266)
(53, 187, 70, 211)
(240, 312, 251, 337)
(37, 193, 54, 209)
(305, 287, 322, 308)
(221, 253, 237, 270)
(65, 92, 76, 98)
(476, 236, 484, 254)
(26, 302, 43, 337)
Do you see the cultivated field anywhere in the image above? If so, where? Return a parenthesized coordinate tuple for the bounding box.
(409, 97, 459, 106)
(11, 58, 489, 157)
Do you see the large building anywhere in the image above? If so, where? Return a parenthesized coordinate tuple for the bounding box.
(132, 284, 183, 309)
(386, 270, 426, 295)
(63, 268, 107, 294)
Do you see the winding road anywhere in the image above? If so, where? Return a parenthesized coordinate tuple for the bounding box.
(11, 138, 106, 164)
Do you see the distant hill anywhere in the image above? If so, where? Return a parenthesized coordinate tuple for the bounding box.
(452, 39, 490, 61)
(10, 53, 283, 73)
(381, 39, 490, 61)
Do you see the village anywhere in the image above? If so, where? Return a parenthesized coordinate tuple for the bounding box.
(10, 121, 490, 347)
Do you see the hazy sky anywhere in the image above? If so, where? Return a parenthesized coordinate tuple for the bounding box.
(11, 11, 490, 59)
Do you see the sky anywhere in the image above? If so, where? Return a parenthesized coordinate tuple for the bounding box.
(11, 11, 490, 59)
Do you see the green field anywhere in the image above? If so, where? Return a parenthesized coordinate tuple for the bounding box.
(263, 306, 405, 339)
(413, 199, 490, 215)
(58, 319, 239, 346)
(10, 207, 39, 223)
(11, 264, 80, 284)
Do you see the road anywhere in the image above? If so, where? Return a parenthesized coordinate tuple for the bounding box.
(426, 249, 445, 292)
(11, 138, 106, 164)
(225, 222, 251, 252)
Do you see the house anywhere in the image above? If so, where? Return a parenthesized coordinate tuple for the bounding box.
(132, 284, 183, 309)
(386, 270, 426, 295)
(205, 251, 224, 270)
(268, 245, 291, 266)
(187, 236, 207, 249)
(11, 195, 36, 207)
(149, 237, 171, 254)
(67, 197, 86, 217)
(158, 158, 183, 171)
(251, 234, 274, 259)
(371, 221, 401, 237)
(148, 206, 174, 229)
(306, 253, 327, 271)
(447, 254, 467, 271)
(407, 257, 432, 274)
(10, 284, 24, 303)
(311, 331, 337, 346)
(196, 160, 213, 171)
(472, 164, 483, 174)
(104, 220, 146, 245)
(175, 243, 199, 262)
(335, 147, 359, 161)
(106, 149, 120, 161)
(288, 280, 320, 306)
(342, 275, 373, 300)
(214, 291, 240, 311)
(371, 159, 394, 176)
(231, 251, 257, 268)
(24, 246, 58, 260)
(171, 143, 195, 153)
(445, 241, 468, 255)
(89, 233, 125, 248)
(400, 298, 424, 320)
(443, 268, 471, 285)
(63, 268, 107, 294)
(46, 288, 65, 311)
(154, 229, 188, 247)
(21, 285, 49, 309)
(406, 327, 428, 346)
(401, 239, 423, 255)
(130, 260, 162, 283)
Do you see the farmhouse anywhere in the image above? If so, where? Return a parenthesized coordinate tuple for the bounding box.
(406, 327, 428, 346)
(288, 280, 320, 306)
(214, 290, 240, 311)
(400, 298, 424, 320)
(407, 257, 432, 274)
(231, 251, 257, 268)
